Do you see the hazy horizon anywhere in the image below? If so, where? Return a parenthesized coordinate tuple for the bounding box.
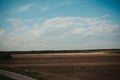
(0, 0, 120, 51)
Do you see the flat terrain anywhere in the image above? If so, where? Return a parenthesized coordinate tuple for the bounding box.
(0, 52, 120, 80)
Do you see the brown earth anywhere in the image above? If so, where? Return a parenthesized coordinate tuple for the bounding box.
(0, 52, 120, 80)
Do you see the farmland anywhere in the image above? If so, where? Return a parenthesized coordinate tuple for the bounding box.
(0, 51, 120, 80)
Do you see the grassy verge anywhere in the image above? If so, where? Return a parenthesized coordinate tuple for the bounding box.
(0, 74, 14, 80)
(0, 66, 48, 80)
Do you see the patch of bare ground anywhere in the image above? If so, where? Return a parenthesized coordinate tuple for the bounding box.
(0, 52, 120, 80)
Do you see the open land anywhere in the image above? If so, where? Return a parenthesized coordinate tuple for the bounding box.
(0, 51, 120, 80)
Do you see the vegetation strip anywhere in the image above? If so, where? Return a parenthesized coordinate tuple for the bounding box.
(0, 69, 38, 80)
(0, 74, 14, 80)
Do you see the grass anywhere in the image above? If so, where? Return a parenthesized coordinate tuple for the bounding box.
(0, 74, 14, 80)
(0, 66, 48, 80)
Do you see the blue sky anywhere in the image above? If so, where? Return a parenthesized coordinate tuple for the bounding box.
(0, 0, 120, 51)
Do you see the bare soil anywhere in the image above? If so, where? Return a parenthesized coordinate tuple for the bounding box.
(0, 52, 120, 80)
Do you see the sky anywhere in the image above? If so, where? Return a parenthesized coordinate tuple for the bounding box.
(0, 0, 120, 51)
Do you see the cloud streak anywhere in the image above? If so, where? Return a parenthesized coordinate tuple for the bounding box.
(15, 4, 33, 12)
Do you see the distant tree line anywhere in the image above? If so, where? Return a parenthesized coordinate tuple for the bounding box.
(0, 49, 120, 54)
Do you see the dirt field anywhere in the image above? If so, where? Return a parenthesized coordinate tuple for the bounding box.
(0, 52, 120, 80)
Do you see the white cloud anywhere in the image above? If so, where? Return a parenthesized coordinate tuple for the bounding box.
(43, 17, 120, 37)
(41, 7, 49, 12)
(1, 16, 120, 50)
(100, 14, 110, 18)
(6, 18, 35, 32)
(0, 30, 4, 35)
(17, 4, 32, 12)
(32, 24, 43, 37)
(6, 18, 23, 26)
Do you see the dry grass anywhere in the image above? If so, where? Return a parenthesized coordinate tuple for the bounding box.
(0, 52, 120, 80)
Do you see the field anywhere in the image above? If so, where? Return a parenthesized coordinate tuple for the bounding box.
(0, 52, 120, 80)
